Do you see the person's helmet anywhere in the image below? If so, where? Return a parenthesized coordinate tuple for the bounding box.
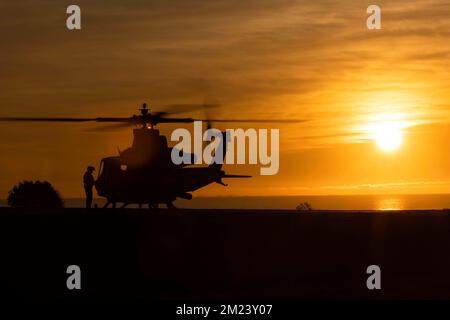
(87, 166, 95, 172)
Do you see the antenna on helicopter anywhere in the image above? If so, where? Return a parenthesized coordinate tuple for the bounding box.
(140, 103, 149, 116)
(138, 102, 153, 128)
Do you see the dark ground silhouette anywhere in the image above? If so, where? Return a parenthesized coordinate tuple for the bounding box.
(0, 208, 450, 300)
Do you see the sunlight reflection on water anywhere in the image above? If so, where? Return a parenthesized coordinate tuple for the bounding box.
(375, 197, 404, 211)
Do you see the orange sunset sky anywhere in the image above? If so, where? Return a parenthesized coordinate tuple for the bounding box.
(1, 0, 450, 198)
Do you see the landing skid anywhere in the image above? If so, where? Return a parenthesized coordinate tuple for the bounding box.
(102, 201, 117, 209)
(100, 201, 175, 210)
(166, 202, 177, 210)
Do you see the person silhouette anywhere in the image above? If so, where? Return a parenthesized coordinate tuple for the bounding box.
(83, 166, 95, 209)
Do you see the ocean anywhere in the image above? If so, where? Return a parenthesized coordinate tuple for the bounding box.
(34, 194, 450, 210)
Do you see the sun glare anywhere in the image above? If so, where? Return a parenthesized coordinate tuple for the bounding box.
(373, 122, 403, 151)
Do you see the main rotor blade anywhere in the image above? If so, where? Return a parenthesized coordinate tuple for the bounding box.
(0, 116, 306, 125)
(94, 117, 134, 123)
(156, 117, 195, 123)
(156, 117, 307, 124)
(0, 117, 96, 122)
(86, 123, 133, 132)
(0, 117, 135, 123)
(196, 119, 307, 123)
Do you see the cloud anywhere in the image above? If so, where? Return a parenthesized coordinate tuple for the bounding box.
(2, 0, 450, 196)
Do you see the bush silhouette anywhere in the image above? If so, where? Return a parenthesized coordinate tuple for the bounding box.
(296, 202, 313, 211)
(7, 180, 64, 208)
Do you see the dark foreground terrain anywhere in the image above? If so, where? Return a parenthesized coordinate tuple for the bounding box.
(1, 207, 450, 300)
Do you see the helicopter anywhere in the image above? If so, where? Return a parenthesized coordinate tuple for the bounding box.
(0, 103, 302, 209)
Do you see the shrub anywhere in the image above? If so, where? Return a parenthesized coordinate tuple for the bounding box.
(7, 180, 64, 208)
(296, 202, 313, 211)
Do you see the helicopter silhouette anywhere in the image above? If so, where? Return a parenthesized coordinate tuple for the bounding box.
(0, 103, 302, 209)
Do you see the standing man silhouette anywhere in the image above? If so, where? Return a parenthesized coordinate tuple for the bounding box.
(83, 166, 95, 209)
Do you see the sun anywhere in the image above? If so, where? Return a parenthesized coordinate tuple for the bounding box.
(373, 122, 403, 151)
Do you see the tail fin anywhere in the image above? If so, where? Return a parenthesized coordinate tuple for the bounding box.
(209, 131, 252, 186)
(208, 131, 229, 171)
